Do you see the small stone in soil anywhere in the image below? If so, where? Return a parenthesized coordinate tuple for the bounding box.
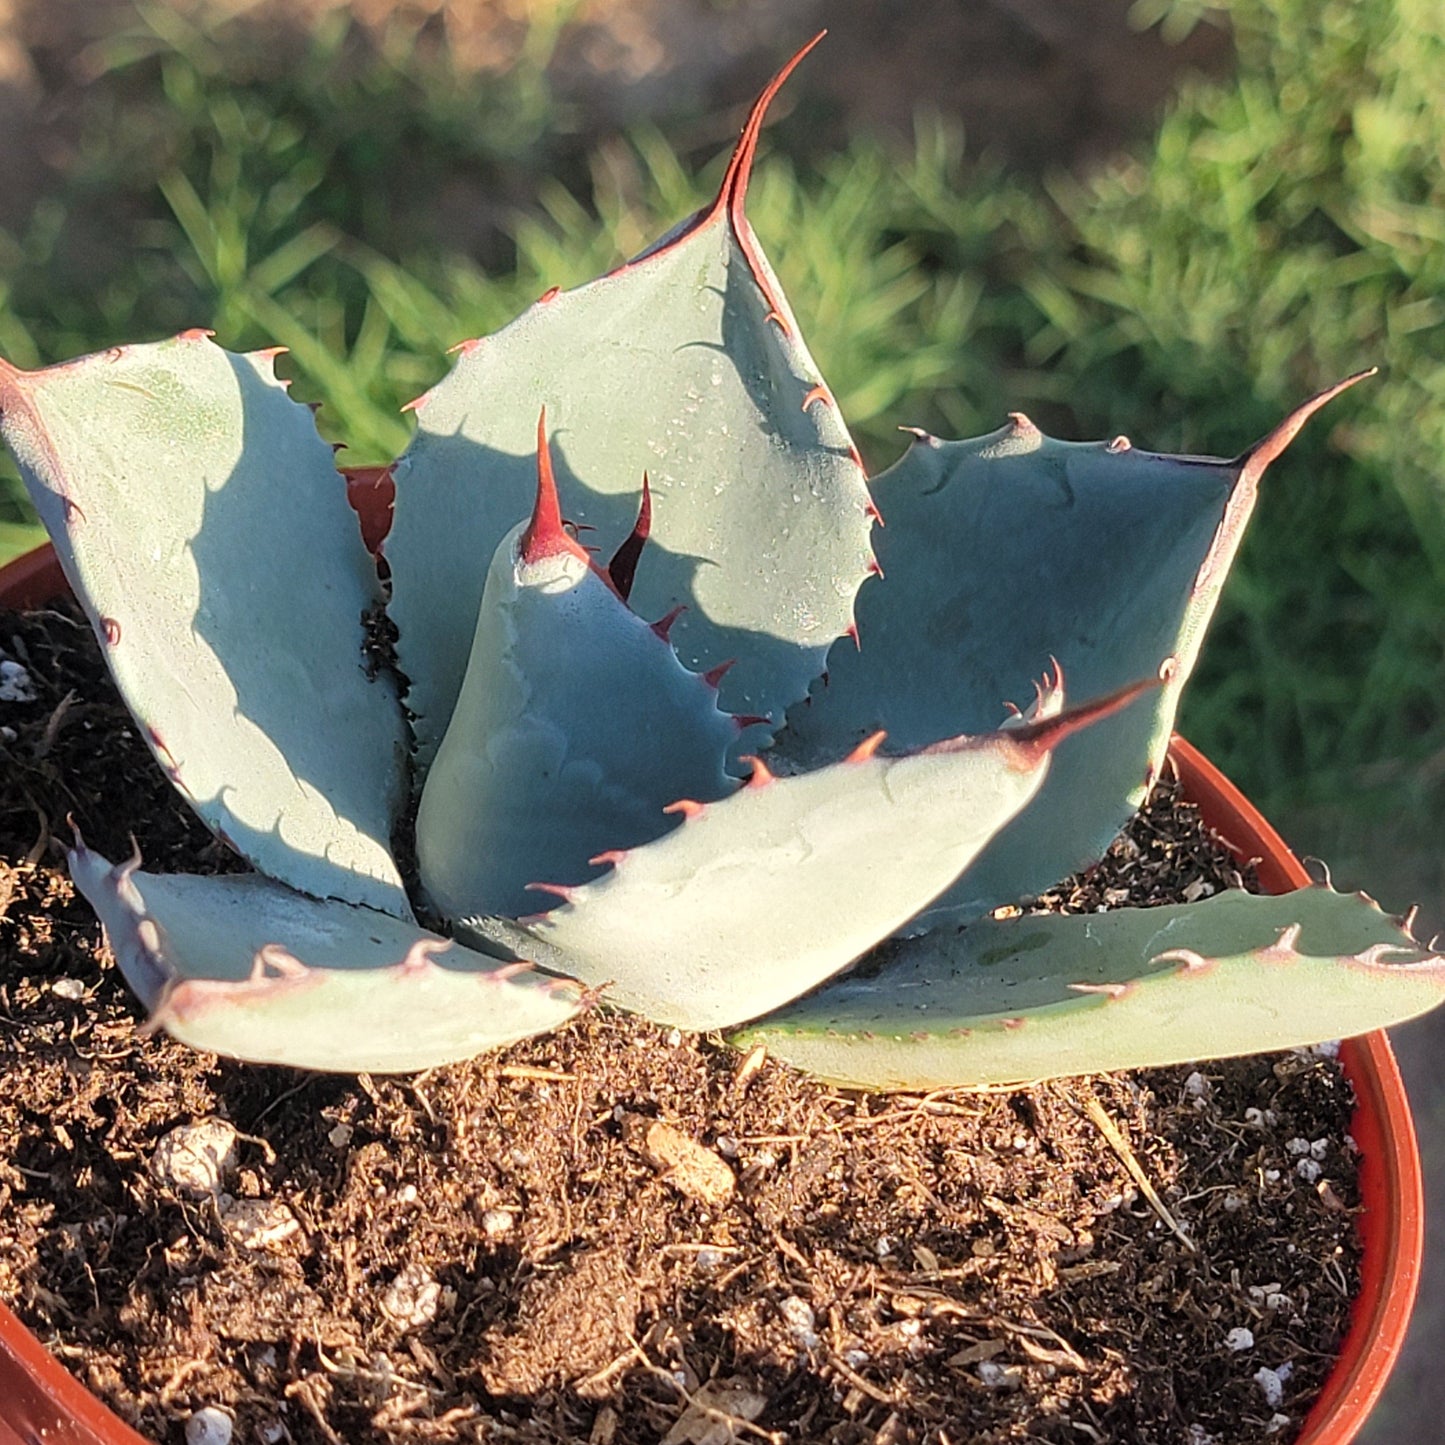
(184, 1406, 234, 1445)
(0, 658, 36, 702)
(381, 1263, 443, 1330)
(219, 1197, 302, 1252)
(481, 1207, 515, 1237)
(149, 1118, 238, 1197)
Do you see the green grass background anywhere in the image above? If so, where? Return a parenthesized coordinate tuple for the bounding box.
(1, 0, 1441, 881)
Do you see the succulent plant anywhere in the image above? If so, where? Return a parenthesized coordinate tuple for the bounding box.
(3, 39, 1442, 1086)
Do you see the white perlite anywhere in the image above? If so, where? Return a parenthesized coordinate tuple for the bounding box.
(1224, 1326, 1255, 1352)
(1248, 1283, 1291, 1312)
(1255, 1360, 1293, 1408)
(220, 1197, 301, 1251)
(0, 659, 36, 703)
(779, 1296, 819, 1349)
(481, 1207, 516, 1238)
(381, 1263, 442, 1330)
(150, 1119, 238, 1198)
(975, 1360, 1023, 1390)
(184, 1406, 234, 1445)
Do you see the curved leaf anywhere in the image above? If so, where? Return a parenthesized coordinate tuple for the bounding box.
(416, 421, 738, 920)
(499, 678, 1151, 1032)
(0, 337, 410, 916)
(385, 39, 875, 768)
(71, 841, 582, 1074)
(774, 376, 1373, 925)
(738, 886, 1445, 1089)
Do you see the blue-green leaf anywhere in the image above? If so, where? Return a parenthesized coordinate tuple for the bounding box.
(774, 376, 1372, 925)
(0, 337, 410, 916)
(493, 677, 1150, 1031)
(416, 417, 738, 920)
(72, 840, 582, 1074)
(739, 885, 1445, 1089)
(385, 40, 875, 769)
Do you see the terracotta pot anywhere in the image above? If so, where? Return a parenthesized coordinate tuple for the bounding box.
(1170, 738, 1422, 1443)
(0, 493, 1421, 1445)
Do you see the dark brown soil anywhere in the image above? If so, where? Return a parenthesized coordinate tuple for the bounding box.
(0, 601, 1361, 1445)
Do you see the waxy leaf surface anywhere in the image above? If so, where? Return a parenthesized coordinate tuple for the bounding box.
(777, 381, 1366, 925)
(740, 887, 1445, 1088)
(386, 47, 874, 768)
(417, 502, 737, 921)
(72, 843, 581, 1073)
(0, 337, 409, 915)
(494, 680, 1147, 1032)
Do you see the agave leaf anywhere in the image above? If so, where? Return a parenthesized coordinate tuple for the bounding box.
(738, 886, 1445, 1089)
(0, 336, 410, 916)
(386, 37, 875, 769)
(71, 841, 582, 1073)
(774, 375, 1374, 926)
(416, 418, 738, 920)
(487, 678, 1152, 1032)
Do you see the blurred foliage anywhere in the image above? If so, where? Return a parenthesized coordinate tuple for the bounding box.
(0, 0, 1442, 837)
(1022, 0, 1445, 828)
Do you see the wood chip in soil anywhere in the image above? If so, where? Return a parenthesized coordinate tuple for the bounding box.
(0, 600, 1361, 1444)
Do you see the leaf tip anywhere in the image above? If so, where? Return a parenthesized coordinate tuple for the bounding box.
(520, 407, 590, 568)
(713, 32, 825, 225)
(1239, 369, 1378, 482)
(1002, 670, 1162, 767)
(607, 474, 652, 600)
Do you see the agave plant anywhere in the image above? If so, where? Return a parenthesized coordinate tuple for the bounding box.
(2, 40, 1441, 1086)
